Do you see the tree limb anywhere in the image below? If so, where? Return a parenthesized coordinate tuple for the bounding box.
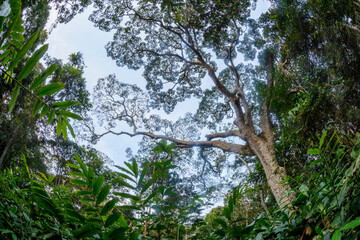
(260, 52, 275, 142)
(206, 130, 245, 141)
(93, 130, 254, 156)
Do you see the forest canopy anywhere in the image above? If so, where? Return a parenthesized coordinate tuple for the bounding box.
(1, 0, 360, 239)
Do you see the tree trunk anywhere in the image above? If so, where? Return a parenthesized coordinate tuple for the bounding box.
(247, 134, 295, 208)
(0, 125, 20, 168)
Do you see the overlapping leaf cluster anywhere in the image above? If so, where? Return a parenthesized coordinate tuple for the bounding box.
(1, 0, 82, 141)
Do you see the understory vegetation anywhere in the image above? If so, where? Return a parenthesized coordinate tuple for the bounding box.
(1, 0, 360, 239)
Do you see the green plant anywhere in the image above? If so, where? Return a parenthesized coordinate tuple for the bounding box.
(1, 0, 82, 142)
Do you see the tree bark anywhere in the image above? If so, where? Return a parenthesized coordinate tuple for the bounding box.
(246, 134, 295, 208)
(0, 125, 20, 168)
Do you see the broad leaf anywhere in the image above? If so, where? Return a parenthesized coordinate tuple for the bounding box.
(113, 192, 140, 201)
(52, 100, 80, 109)
(7, 30, 39, 71)
(17, 44, 48, 82)
(105, 212, 121, 227)
(29, 64, 57, 90)
(58, 110, 82, 120)
(93, 176, 104, 196)
(101, 198, 119, 216)
(36, 82, 65, 97)
(96, 185, 111, 205)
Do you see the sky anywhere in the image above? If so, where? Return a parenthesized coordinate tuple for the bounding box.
(45, 1, 271, 167)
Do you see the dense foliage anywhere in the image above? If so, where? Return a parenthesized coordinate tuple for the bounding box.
(1, 0, 360, 239)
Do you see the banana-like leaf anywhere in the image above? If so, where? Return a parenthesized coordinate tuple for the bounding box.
(8, 83, 20, 114)
(96, 185, 111, 205)
(62, 119, 67, 140)
(101, 198, 119, 216)
(17, 44, 48, 82)
(58, 110, 82, 120)
(105, 212, 121, 227)
(70, 179, 88, 186)
(29, 64, 57, 90)
(74, 153, 87, 176)
(114, 165, 135, 177)
(36, 82, 65, 97)
(47, 109, 55, 124)
(56, 116, 62, 136)
(93, 176, 104, 196)
(39, 104, 49, 119)
(52, 100, 80, 109)
(7, 30, 39, 71)
(113, 192, 140, 201)
(32, 99, 42, 117)
(137, 162, 150, 188)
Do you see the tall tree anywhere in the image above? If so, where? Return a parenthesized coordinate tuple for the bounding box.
(88, 0, 295, 207)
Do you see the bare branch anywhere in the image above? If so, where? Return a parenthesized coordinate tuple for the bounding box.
(206, 130, 245, 141)
(236, 154, 251, 173)
(93, 130, 254, 156)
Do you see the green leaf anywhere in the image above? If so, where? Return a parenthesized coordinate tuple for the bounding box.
(116, 205, 141, 211)
(113, 178, 135, 190)
(29, 64, 57, 90)
(144, 191, 158, 205)
(164, 187, 175, 196)
(319, 130, 327, 149)
(124, 162, 134, 173)
(87, 167, 95, 186)
(48, 175, 55, 183)
(7, 30, 39, 71)
(58, 110, 82, 120)
(113, 192, 140, 201)
(114, 165, 135, 177)
(116, 172, 136, 183)
(93, 176, 104, 196)
(10, 31, 25, 42)
(310, 158, 325, 167)
(33, 195, 57, 216)
(76, 191, 93, 197)
(141, 178, 156, 194)
(17, 44, 48, 82)
(96, 185, 111, 205)
(66, 163, 80, 169)
(307, 148, 321, 155)
(0, 49, 10, 60)
(68, 171, 85, 178)
(74, 153, 87, 176)
(36, 82, 65, 97)
(66, 209, 85, 224)
(10, 39, 22, 49)
(105, 212, 121, 227)
(56, 116, 62, 136)
(39, 104, 49, 119)
(47, 109, 55, 124)
(62, 118, 67, 140)
(137, 162, 150, 188)
(132, 158, 138, 178)
(332, 230, 341, 240)
(101, 198, 119, 215)
(66, 120, 75, 138)
(8, 84, 20, 114)
(340, 217, 360, 231)
(32, 99, 42, 117)
(70, 179, 89, 186)
(73, 223, 101, 238)
(52, 100, 80, 109)
(109, 227, 127, 240)
(214, 218, 228, 229)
